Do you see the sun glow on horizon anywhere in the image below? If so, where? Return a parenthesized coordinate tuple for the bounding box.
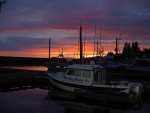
(0, 25, 149, 58)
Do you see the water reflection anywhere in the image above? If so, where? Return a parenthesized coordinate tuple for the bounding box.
(0, 66, 47, 71)
(0, 83, 148, 113)
(45, 89, 143, 113)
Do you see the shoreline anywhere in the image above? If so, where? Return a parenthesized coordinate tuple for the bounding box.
(0, 67, 51, 91)
(0, 56, 48, 66)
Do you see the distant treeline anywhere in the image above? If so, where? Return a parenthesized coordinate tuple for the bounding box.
(0, 56, 48, 66)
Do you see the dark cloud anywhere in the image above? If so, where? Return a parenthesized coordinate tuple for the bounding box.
(0, 37, 48, 51)
(0, 0, 149, 55)
(1, 0, 150, 27)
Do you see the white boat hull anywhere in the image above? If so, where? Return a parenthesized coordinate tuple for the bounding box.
(48, 72, 89, 92)
(49, 77, 77, 92)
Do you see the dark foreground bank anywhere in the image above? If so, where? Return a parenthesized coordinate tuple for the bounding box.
(0, 56, 48, 66)
(0, 67, 50, 91)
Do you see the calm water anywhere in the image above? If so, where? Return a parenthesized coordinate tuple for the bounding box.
(0, 66, 150, 113)
(0, 88, 150, 113)
(0, 88, 64, 113)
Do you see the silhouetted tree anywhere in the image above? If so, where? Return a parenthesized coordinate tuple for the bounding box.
(143, 48, 150, 57)
(131, 41, 140, 58)
(0, 0, 6, 13)
(122, 41, 141, 62)
(122, 42, 131, 60)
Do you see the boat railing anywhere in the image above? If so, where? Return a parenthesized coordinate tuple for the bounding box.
(57, 72, 66, 76)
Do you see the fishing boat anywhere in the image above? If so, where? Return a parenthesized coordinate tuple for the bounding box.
(47, 62, 143, 102)
(47, 62, 104, 92)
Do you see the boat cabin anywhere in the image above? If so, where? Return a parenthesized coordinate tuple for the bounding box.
(64, 64, 108, 85)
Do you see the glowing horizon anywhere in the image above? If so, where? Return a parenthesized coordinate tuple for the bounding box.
(0, 38, 149, 58)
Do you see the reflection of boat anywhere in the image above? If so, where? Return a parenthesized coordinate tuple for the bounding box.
(74, 88, 137, 104)
(46, 89, 143, 113)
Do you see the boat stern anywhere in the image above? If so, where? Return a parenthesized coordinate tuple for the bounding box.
(129, 83, 143, 102)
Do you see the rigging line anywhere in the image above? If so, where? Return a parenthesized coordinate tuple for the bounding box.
(118, 33, 122, 54)
(99, 26, 102, 56)
(77, 40, 79, 59)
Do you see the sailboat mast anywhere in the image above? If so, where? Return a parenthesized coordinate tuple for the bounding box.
(80, 25, 82, 64)
(84, 26, 86, 57)
(93, 24, 96, 57)
(99, 26, 101, 56)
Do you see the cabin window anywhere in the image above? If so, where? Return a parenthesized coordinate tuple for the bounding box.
(94, 70, 107, 82)
(83, 70, 91, 78)
(101, 73, 106, 80)
(67, 69, 81, 76)
(98, 70, 107, 81)
(67, 69, 74, 75)
(74, 70, 81, 76)
(55, 66, 66, 72)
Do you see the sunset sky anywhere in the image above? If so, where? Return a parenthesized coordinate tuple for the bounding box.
(0, 0, 149, 58)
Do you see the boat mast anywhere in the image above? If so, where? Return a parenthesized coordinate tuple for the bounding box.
(93, 24, 96, 57)
(84, 26, 86, 57)
(80, 25, 82, 64)
(99, 26, 102, 56)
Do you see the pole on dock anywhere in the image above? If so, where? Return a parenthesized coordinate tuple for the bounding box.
(115, 38, 118, 64)
(80, 25, 82, 64)
(115, 37, 121, 64)
(49, 38, 51, 63)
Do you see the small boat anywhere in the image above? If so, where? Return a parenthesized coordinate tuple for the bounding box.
(108, 58, 150, 93)
(47, 63, 104, 92)
(47, 63, 143, 103)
